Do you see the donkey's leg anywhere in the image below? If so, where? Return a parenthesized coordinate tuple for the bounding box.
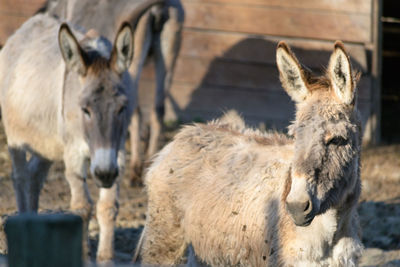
(96, 182, 119, 262)
(63, 147, 93, 257)
(128, 108, 144, 186)
(141, 186, 186, 264)
(148, 8, 183, 158)
(128, 12, 153, 186)
(9, 148, 29, 212)
(96, 149, 125, 262)
(26, 154, 52, 212)
(147, 108, 162, 159)
(9, 149, 50, 213)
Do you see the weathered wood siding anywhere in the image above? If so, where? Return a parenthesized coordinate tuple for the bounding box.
(0, 0, 380, 143)
(0, 0, 45, 45)
(139, 0, 379, 143)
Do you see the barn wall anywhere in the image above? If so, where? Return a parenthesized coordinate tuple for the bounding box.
(139, 0, 379, 144)
(0, 0, 380, 143)
(0, 0, 46, 45)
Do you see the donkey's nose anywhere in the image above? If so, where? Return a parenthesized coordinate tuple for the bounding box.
(287, 199, 312, 215)
(286, 199, 314, 226)
(94, 167, 119, 188)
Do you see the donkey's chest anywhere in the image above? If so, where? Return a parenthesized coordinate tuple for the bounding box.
(280, 210, 338, 265)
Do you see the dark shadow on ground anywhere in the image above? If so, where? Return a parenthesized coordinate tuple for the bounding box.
(358, 200, 400, 250)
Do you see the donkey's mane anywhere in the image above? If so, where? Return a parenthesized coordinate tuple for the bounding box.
(85, 55, 110, 75)
(201, 121, 293, 147)
(79, 34, 113, 74)
(304, 68, 361, 93)
(306, 74, 331, 92)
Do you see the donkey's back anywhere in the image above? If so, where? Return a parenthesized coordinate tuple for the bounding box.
(0, 14, 67, 159)
(47, 0, 150, 41)
(140, 121, 293, 266)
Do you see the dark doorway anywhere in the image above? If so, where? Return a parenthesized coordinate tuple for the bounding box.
(381, 0, 400, 143)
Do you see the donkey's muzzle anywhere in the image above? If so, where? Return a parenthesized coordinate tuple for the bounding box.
(94, 167, 119, 188)
(286, 199, 315, 227)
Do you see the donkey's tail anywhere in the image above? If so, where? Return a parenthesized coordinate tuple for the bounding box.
(132, 225, 147, 263)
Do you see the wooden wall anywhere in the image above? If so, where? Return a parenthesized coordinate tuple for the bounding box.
(139, 0, 380, 144)
(0, 0, 46, 45)
(0, 0, 381, 143)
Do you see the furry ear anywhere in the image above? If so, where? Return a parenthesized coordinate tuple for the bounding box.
(58, 23, 87, 75)
(328, 41, 355, 105)
(110, 22, 134, 74)
(276, 42, 309, 102)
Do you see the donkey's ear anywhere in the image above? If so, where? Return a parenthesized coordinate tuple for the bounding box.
(276, 42, 309, 102)
(110, 22, 134, 74)
(328, 41, 355, 105)
(58, 23, 87, 76)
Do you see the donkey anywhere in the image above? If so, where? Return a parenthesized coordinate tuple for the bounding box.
(0, 3, 158, 260)
(136, 41, 363, 266)
(44, 0, 185, 185)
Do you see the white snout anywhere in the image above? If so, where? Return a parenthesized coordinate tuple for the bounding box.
(90, 148, 118, 174)
(287, 175, 309, 204)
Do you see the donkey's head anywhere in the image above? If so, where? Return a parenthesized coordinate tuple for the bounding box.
(58, 23, 134, 188)
(276, 42, 361, 226)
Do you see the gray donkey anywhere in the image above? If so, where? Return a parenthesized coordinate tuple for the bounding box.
(136, 42, 363, 266)
(44, 0, 184, 185)
(0, 2, 159, 261)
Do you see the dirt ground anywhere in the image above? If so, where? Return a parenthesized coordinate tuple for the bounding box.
(0, 123, 399, 266)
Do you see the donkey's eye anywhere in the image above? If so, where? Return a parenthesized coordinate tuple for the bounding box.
(82, 107, 91, 118)
(327, 136, 347, 146)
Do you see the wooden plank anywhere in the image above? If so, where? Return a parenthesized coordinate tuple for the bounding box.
(167, 83, 294, 120)
(172, 108, 292, 130)
(141, 57, 372, 100)
(180, 30, 369, 72)
(182, 2, 371, 43)
(159, 80, 296, 127)
(142, 57, 282, 91)
(0, 14, 29, 45)
(167, 82, 372, 133)
(0, 0, 45, 16)
(173, 101, 373, 136)
(138, 78, 372, 131)
(181, 0, 372, 15)
(0, 0, 45, 45)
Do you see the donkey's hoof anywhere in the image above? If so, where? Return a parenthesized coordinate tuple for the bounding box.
(96, 259, 114, 267)
(96, 250, 114, 265)
(128, 165, 143, 187)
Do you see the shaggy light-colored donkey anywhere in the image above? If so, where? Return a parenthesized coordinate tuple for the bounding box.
(0, 3, 158, 261)
(136, 42, 363, 266)
(45, 0, 184, 185)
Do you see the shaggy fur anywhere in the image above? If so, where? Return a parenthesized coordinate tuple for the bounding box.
(137, 41, 363, 266)
(44, 0, 185, 185)
(0, 9, 157, 261)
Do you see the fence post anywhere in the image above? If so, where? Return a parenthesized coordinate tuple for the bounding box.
(5, 213, 83, 267)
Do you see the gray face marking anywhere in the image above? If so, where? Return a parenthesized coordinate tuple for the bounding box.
(277, 41, 361, 228)
(80, 63, 131, 188)
(286, 99, 360, 226)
